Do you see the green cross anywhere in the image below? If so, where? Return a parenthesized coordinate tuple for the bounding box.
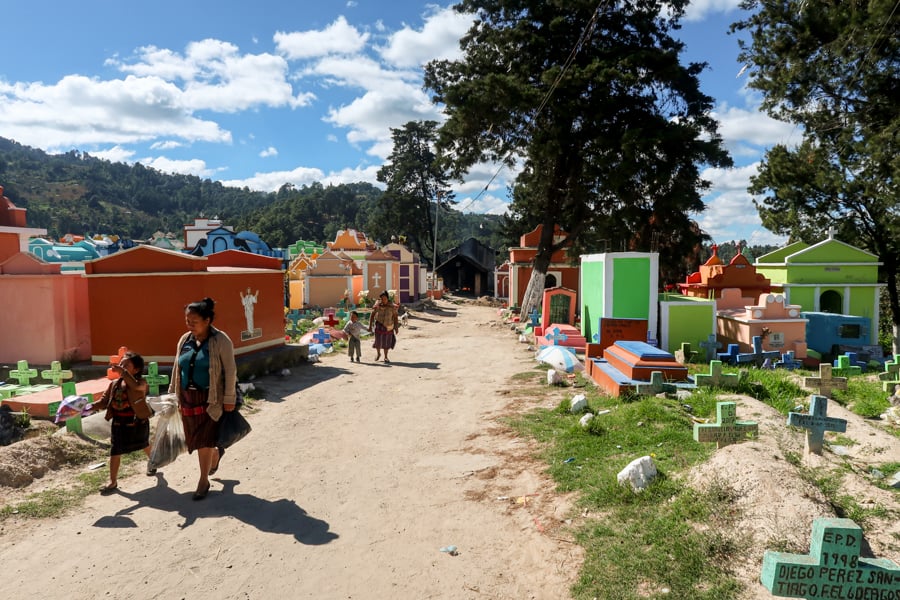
(832, 355, 862, 378)
(41, 361, 73, 385)
(674, 342, 698, 364)
(694, 360, 742, 389)
(761, 517, 899, 599)
(60, 382, 77, 399)
(804, 364, 848, 398)
(145, 362, 170, 396)
(336, 308, 348, 320)
(878, 354, 900, 392)
(635, 371, 677, 396)
(9, 360, 38, 386)
(693, 402, 758, 449)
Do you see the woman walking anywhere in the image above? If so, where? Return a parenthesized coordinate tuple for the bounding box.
(368, 291, 399, 363)
(168, 297, 237, 500)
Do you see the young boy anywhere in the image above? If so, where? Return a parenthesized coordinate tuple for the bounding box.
(342, 311, 365, 362)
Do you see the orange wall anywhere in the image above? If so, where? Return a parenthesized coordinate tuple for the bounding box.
(87, 270, 284, 364)
(308, 277, 351, 308)
(0, 274, 90, 364)
(0, 234, 19, 263)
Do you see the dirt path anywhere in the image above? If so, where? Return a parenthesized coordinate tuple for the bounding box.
(0, 301, 581, 599)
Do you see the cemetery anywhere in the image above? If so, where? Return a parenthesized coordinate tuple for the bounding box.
(2, 193, 899, 598)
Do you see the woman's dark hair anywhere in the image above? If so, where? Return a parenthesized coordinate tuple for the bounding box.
(379, 291, 390, 300)
(123, 351, 144, 376)
(186, 297, 216, 323)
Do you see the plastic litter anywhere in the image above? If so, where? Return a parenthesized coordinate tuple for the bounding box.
(439, 545, 458, 556)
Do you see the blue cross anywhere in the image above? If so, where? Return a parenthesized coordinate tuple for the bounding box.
(699, 334, 722, 362)
(787, 395, 847, 455)
(717, 343, 741, 365)
(545, 327, 568, 346)
(527, 308, 540, 327)
(736, 335, 781, 366)
(774, 351, 803, 370)
(312, 328, 332, 345)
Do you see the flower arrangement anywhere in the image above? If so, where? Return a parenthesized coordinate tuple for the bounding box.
(358, 290, 372, 307)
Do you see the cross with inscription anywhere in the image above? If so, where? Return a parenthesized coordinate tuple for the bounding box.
(787, 395, 847, 455)
(831, 354, 862, 378)
(107, 346, 129, 380)
(40, 361, 73, 386)
(761, 517, 899, 599)
(694, 360, 741, 389)
(312, 328, 332, 345)
(544, 327, 568, 346)
(145, 362, 170, 396)
(9, 360, 38, 386)
(803, 364, 848, 398)
(699, 333, 722, 362)
(736, 335, 782, 367)
(693, 401, 758, 449)
(635, 371, 677, 396)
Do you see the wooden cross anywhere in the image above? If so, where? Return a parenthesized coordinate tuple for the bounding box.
(699, 334, 721, 362)
(145, 362, 170, 396)
(9, 360, 38, 386)
(832, 354, 862, 378)
(312, 328, 332, 345)
(107, 346, 129, 380)
(635, 371, 677, 396)
(736, 335, 781, 367)
(804, 364, 848, 398)
(787, 395, 847, 455)
(40, 361, 73, 386)
(545, 327, 568, 346)
(761, 517, 899, 599)
(694, 360, 741, 389)
(693, 401, 758, 449)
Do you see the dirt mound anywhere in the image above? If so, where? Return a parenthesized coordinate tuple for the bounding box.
(0, 434, 100, 489)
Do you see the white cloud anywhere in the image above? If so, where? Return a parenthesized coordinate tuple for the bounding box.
(0, 75, 231, 149)
(139, 156, 217, 177)
(321, 165, 382, 187)
(220, 166, 327, 191)
(274, 16, 369, 60)
(259, 146, 278, 158)
(458, 193, 509, 216)
(91, 146, 135, 163)
(378, 7, 474, 68)
(683, 0, 743, 22)
(150, 140, 184, 150)
(713, 103, 798, 149)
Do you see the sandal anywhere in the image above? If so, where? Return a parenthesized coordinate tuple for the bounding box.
(99, 483, 118, 495)
(193, 482, 211, 501)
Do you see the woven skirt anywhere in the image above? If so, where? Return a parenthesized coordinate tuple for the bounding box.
(110, 415, 150, 456)
(180, 388, 219, 452)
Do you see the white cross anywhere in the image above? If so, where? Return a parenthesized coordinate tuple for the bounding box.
(372, 272, 381, 288)
(827, 226, 836, 239)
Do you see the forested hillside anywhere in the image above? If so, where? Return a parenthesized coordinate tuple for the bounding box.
(0, 137, 507, 259)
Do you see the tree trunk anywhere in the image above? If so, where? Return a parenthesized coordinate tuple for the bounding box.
(518, 222, 556, 318)
(885, 267, 900, 355)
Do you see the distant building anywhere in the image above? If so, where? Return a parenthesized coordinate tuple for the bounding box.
(436, 237, 496, 297)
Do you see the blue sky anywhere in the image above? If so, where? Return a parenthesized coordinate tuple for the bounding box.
(0, 1, 796, 246)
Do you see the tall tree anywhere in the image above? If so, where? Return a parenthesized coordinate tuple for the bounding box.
(424, 0, 730, 315)
(373, 121, 455, 267)
(733, 1, 900, 351)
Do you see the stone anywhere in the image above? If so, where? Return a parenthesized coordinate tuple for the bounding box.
(693, 402, 758, 449)
(579, 413, 594, 428)
(674, 342, 698, 365)
(888, 472, 900, 489)
(570, 394, 588, 413)
(761, 517, 900, 599)
(617, 455, 657, 492)
(787, 395, 848, 455)
(547, 370, 564, 386)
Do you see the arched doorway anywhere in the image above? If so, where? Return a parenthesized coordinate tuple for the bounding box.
(544, 273, 558, 288)
(820, 290, 842, 313)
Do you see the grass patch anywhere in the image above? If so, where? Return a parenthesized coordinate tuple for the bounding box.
(841, 377, 892, 418)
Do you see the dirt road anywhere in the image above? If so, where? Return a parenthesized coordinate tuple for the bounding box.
(0, 301, 580, 599)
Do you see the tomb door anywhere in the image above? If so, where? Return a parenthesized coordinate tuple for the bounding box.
(544, 273, 558, 288)
(820, 289, 842, 314)
(549, 293, 570, 325)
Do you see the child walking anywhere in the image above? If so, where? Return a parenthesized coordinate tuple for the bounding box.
(343, 311, 365, 362)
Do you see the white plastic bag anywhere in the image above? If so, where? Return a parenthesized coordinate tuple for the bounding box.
(148, 395, 187, 469)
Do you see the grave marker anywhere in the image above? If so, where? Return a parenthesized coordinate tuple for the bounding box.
(878, 354, 900, 392)
(832, 354, 862, 378)
(775, 351, 803, 371)
(544, 327, 568, 346)
(9, 360, 38, 386)
(674, 342, 698, 365)
(323, 313, 339, 328)
(693, 402, 758, 449)
(635, 371, 677, 396)
(527, 308, 540, 328)
(40, 361, 73, 386)
(803, 364, 848, 398)
(736, 335, 782, 367)
(597, 318, 649, 353)
(761, 517, 899, 599)
(107, 346, 129, 380)
(694, 360, 742, 389)
(787, 395, 847, 455)
(145, 362, 170, 396)
(717, 343, 741, 365)
(699, 333, 722, 362)
(312, 328, 332, 345)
